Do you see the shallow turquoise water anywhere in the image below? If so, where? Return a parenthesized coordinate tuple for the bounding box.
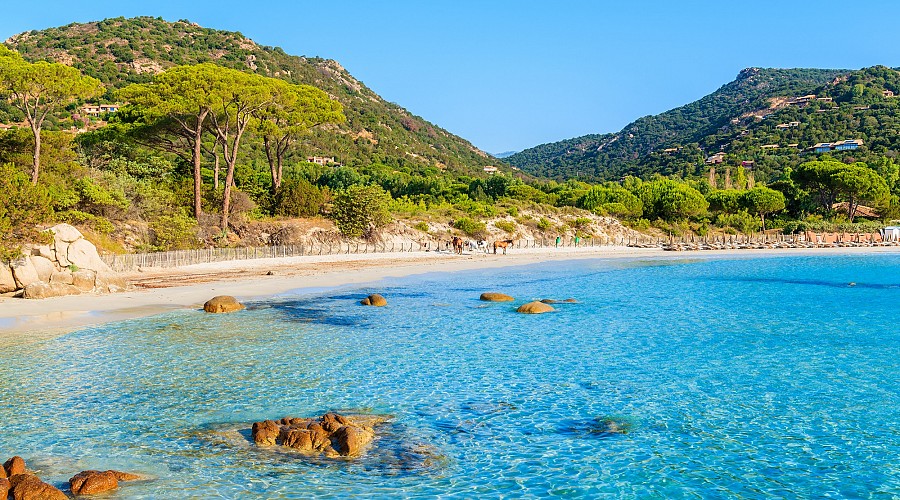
(2, 254, 900, 498)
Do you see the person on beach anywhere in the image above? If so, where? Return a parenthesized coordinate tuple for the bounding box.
(556, 236, 561, 248)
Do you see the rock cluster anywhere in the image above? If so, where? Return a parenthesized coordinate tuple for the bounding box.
(203, 295, 245, 313)
(0, 224, 127, 299)
(0, 455, 139, 498)
(479, 292, 514, 302)
(251, 413, 385, 457)
(360, 294, 387, 306)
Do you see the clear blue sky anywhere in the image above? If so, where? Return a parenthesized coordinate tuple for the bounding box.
(3, 1, 900, 154)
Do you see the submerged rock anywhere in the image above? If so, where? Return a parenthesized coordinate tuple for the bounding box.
(588, 416, 636, 436)
(540, 298, 578, 304)
(203, 295, 245, 313)
(479, 292, 514, 302)
(251, 413, 387, 457)
(516, 301, 555, 314)
(360, 294, 387, 306)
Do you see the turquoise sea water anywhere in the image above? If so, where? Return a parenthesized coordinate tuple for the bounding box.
(1, 254, 900, 498)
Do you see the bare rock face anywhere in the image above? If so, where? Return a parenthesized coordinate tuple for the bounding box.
(4, 456, 25, 476)
(8, 224, 127, 299)
(516, 301, 555, 314)
(10, 258, 40, 289)
(480, 292, 514, 302)
(72, 270, 97, 292)
(49, 223, 83, 244)
(360, 293, 387, 306)
(0, 265, 16, 294)
(30, 256, 55, 283)
(66, 239, 113, 274)
(23, 282, 79, 300)
(8, 473, 68, 500)
(203, 295, 245, 313)
(50, 271, 74, 285)
(0, 477, 8, 498)
(251, 413, 385, 458)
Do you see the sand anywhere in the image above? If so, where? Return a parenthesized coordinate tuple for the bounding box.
(1, 245, 898, 336)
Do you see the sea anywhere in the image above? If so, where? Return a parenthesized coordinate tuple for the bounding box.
(1, 253, 898, 498)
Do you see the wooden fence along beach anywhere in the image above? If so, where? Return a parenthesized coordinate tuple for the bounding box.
(99, 232, 900, 272)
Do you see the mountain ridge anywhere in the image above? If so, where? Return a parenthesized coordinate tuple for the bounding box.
(506, 67, 853, 180)
(2, 16, 496, 175)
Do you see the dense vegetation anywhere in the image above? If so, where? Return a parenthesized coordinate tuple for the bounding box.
(3, 16, 496, 174)
(1, 18, 899, 261)
(506, 67, 860, 180)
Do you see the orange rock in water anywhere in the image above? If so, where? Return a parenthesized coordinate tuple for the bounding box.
(203, 295, 245, 313)
(516, 301, 555, 314)
(480, 292, 514, 302)
(9, 473, 68, 500)
(70, 470, 119, 496)
(3, 456, 25, 477)
(360, 294, 387, 306)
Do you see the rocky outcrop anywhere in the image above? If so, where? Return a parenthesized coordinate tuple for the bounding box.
(4, 456, 25, 476)
(251, 413, 385, 458)
(480, 292, 514, 302)
(516, 301, 555, 314)
(360, 293, 387, 306)
(0, 478, 8, 498)
(0, 264, 16, 294)
(3, 224, 126, 299)
(69, 469, 140, 496)
(8, 473, 68, 500)
(203, 295, 245, 313)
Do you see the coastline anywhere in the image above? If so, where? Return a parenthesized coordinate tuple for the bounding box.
(2, 245, 899, 337)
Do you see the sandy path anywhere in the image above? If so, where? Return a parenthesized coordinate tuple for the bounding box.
(1, 245, 898, 336)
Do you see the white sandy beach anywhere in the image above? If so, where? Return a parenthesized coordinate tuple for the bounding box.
(2, 245, 899, 337)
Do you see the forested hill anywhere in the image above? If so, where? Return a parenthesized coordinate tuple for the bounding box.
(2, 16, 495, 173)
(506, 68, 849, 180)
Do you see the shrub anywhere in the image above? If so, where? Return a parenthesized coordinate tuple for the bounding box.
(330, 184, 393, 238)
(715, 210, 761, 234)
(453, 217, 487, 237)
(0, 163, 52, 261)
(414, 221, 429, 232)
(149, 212, 202, 251)
(494, 220, 516, 233)
(506, 206, 519, 217)
(536, 217, 552, 231)
(275, 177, 324, 217)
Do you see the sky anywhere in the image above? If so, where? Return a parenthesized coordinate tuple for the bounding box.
(2, 0, 900, 154)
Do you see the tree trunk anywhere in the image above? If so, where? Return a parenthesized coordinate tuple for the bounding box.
(264, 137, 277, 196)
(213, 149, 220, 191)
(760, 213, 766, 231)
(220, 130, 246, 231)
(30, 124, 41, 185)
(191, 118, 205, 219)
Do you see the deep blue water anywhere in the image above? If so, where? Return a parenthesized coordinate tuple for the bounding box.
(1, 254, 900, 498)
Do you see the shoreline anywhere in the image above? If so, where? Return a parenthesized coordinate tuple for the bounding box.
(2, 245, 899, 337)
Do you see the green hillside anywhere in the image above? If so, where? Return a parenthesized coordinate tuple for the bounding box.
(506, 67, 850, 180)
(2, 16, 494, 173)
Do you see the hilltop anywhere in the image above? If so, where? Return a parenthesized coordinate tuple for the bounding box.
(505, 67, 870, 181)
(2, 16, 495, 174)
